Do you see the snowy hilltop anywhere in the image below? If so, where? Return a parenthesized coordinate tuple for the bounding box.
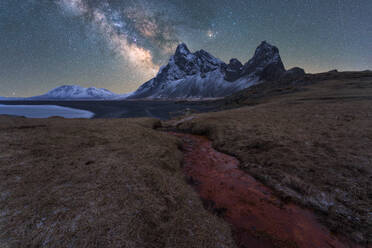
(27, 85, 129, 100)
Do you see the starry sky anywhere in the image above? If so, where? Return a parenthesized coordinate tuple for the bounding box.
(1, 0, 371, 97)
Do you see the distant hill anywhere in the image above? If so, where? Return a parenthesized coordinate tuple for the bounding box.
(3, 85, 131, 101)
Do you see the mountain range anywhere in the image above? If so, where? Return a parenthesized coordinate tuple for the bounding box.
(0, 41, 305, 100)
(127, 41, 305, 99)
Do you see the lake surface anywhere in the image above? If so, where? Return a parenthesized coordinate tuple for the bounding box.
(0, 100, 219, 119)
(0, 104, 94, 118)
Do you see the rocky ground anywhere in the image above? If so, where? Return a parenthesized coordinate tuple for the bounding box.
(169, 71, 372, 246)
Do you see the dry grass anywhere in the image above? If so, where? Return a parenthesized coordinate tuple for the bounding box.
(171, 72, 372, 245)
(0, 117, 236, 248)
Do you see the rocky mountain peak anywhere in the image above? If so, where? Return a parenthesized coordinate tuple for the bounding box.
(172, 43, 194, 71)
(225, 59, 243, 82)
(229, 58, 243, 68)
(241, 41, 285, 81)
(175, 43, 191, 56)
(154, 43, 225, 83)
(256, 41, 279, 55)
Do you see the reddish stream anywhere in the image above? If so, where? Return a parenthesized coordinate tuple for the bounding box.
(170, 132, 361, 248)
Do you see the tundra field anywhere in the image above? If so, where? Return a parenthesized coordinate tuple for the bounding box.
(1, 71, 372, 247)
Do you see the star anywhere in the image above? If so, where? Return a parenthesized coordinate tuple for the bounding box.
(207, 30, 217, 39)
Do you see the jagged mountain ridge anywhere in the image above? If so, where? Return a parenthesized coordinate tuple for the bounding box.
(128, 41, 302, 99)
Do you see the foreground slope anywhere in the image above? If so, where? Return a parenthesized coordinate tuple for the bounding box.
(0, 117, 235, 247)
(170, 71, 372, 245)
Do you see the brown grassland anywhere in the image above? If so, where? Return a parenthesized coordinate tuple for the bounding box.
(0, 71, 371, 247)
(170, 71, 372, 245)
(0, 117, 236, 247)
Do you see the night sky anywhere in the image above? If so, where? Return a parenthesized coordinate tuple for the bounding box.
(1, 0, 371, 97)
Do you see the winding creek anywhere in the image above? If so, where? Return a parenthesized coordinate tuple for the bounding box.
(170, 132, 360, 248)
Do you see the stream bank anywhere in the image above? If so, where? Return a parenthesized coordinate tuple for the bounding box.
(170, 132, 361, 248)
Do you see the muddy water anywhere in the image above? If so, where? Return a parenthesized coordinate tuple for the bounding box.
(171, 132, 359, 248)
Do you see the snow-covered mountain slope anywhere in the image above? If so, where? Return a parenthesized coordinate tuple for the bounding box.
(133, 69, 258, 99)
(28, 85, 127, 100)
(128, 43, 246, 99)
(128, 41, 300, 99)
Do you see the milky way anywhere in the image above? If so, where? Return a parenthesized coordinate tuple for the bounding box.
(57, 0, 181, 76)
(0, 0, 371, 97)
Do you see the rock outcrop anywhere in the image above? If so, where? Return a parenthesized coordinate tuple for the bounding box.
(224, 59, 243, 82)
